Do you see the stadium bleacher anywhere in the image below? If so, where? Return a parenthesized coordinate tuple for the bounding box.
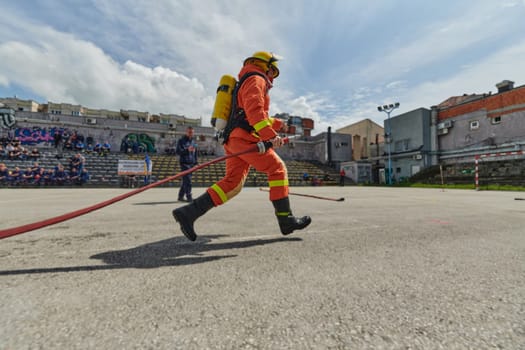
(1, 145, 340, 188)
(126, 153, 340, 188)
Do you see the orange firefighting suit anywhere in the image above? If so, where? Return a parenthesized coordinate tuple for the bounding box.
(207, 64, 288, 205)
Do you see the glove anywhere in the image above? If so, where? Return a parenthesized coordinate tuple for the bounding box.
(256, 141, 267, 154)
(257, 138, 283, 154)
(269, 136, 284, 148)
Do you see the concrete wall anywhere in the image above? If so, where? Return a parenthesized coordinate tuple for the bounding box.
(7, 110, 352, 165)
(8, 111, 218, 154)
(412, 157, 525, 187)
(438, 109, 525, 151)
(337, 119, 384, 160)
(340, 161, 372, 183)
(274, 132, 352, 165)
(386, 108, 431, 179)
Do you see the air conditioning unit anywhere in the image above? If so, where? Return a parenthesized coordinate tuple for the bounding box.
(443, 120, 453, 128)
(437, 122, 445, 130)
(413, 154, 422, 160)
(86, 118, 97, 125)
(438, 128, 449, 135)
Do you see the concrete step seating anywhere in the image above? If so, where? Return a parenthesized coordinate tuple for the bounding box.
(126, 154, 339, 188)
(2, 147, 339, 188)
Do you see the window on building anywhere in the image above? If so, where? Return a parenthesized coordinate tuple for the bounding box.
(394, 139, 410, 152)
(469, 120, 479, 130)
(395, 141, 402, 152)
(491, 116, 501, 124)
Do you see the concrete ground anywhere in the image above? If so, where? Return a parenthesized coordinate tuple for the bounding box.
(0, 186, 524, 349)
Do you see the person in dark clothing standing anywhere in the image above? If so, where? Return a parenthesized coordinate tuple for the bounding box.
(176, 126, 198, 202)
(53, 131, 62, 148)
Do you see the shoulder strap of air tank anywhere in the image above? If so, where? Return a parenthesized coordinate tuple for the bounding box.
(222, 72, 267, 144)
(237, 71, 267, 88)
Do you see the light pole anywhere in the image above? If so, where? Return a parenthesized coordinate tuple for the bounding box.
(377, 102, 400, 185)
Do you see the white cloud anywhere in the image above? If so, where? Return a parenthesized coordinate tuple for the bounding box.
(0, 25, 213, 118)
(1, 0, 524, 136)
(90, 0, 287, 89)
(386, 81, 406, 90)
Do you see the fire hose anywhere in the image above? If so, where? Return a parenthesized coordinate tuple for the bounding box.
(0, 140, 276, 240)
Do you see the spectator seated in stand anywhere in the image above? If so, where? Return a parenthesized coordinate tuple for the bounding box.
(20, 146, 29, 160)
(0, 144, 5, 159)
(85, 143, 94, 154)
(31, 162, 45, 186)
(29, 148, 41, 161)
(122, 137, 133, 153)
(9, 166, 22, 186)
(42, 168, 54, 186)
(311, 176, 322, 186)
(21, 167, 34, 185)
(63, 139, 73, 150)
(302, 172, 310, 183)
(76, 133, 85, 144)
(31, 162, 41, 175)
(0, 163, 10, 185)
(74, 141, 85, 152)
(68, 131, 78, 149)
(69, 153, 85, 172)
(6, 143, 18, 160)
(100, 141, 111, 157)
(53, 164, 68, 186)
(68, 167, 80, 185)
(93, 143, 102, 154)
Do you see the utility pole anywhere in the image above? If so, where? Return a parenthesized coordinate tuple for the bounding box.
(377, 102, 400, 185)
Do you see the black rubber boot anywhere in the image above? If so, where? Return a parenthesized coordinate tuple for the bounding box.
(172, 192, 214, 241)
(272, 197, 312, 235)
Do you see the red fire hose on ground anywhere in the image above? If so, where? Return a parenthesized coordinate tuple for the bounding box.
(0, 142, 268, 240)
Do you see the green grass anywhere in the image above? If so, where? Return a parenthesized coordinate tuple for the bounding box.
(359, 182, 525, 191)
(408, 183, 474, 190)
(406, 183, 525, 191)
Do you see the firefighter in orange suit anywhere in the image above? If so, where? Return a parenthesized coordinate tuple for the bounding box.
(172, 51, 311, 241)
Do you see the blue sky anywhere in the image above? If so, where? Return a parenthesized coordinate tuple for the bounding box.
(1, 0, 525, 134)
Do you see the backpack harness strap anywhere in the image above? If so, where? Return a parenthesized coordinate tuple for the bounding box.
(222, 72, 268, 144)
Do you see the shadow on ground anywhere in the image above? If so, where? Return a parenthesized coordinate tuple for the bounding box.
(0, 235, 302, 276)
(132, 201, 180, 205)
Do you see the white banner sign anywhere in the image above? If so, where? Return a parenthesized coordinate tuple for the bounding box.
(117, 159, 152, 175)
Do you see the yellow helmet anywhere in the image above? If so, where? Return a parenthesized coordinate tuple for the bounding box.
(243, 51, 280, 78)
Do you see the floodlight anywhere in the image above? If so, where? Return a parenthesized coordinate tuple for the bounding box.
(377, 101, 401, 185)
